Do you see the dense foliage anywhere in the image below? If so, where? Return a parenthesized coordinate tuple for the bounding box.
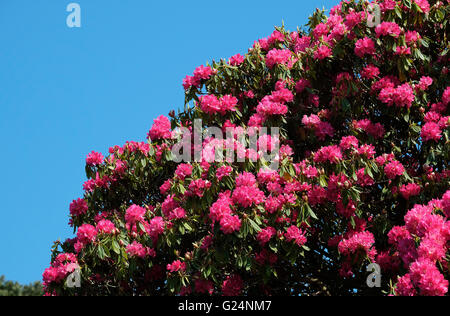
(0, 276, 43, 296)
(44, 0, 449, 296)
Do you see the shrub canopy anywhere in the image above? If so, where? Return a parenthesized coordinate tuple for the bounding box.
(44, 0, 449, 296)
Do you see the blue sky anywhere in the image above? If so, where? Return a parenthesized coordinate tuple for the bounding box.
(0, 0, 340, 284)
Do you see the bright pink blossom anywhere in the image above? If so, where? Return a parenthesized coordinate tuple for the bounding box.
(148, 115, 172, 141)
(284, 226, 307, 246)
(354, 37, 376, 58)
(229, 54, 245, 66)
(400, 183, 422, 200)
(257, 227, 276, 245)
(222, 275, 243, 296)
(421, 122, 442, 142)
(86, 151, 104, 166)
(70, 198, 88, 217)
(384, 161, 405, 179)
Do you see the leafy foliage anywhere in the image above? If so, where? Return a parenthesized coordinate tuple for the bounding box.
(44, 0, 449, 296)
(0, 276, 43, 297)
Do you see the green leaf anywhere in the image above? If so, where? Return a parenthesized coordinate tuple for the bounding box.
(305, 204, 318, 220)
(183, 222, 193, 232)
(319, 175, 328, 188)
(97, 245, 107, 260)
(248, 218, 262, 232)
(112, 240, 121, 255)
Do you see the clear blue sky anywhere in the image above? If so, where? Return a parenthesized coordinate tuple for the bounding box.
(0, 0, 340, 284)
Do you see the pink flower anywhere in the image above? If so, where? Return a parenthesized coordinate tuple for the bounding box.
(161, 195, 179, 218)
(421, 122, 442, 142)
(360, 64, 380, 80)
(315, 121, 335, 141)
(400, 183, 422, 200)
(442, 87, 450, 105)
(384, 161, 405, 179)
(294, 36, 311, 53)
(380, 0, 396, 11)
(147, 217, 165, 239)
(354, 119, 385, 139)
(86, 151, 104, 166)
(126, 241, 148, 258)
(248, 113, 266, 127)
(148, 115, 172, 141)
(268, 30, 285, 45)
(416, 76, 433, 91)
(149, 116, 172, 141)
(314, 45, 332, 60)
(404, 204, 434, 237)
(201, 235, 214, 250)
(188, 179, 211, 198)
(256, 96, 288, 117)
(308, 186, 327, 205)
(395, 46, 411, 56)
(96, 219, 116, 235)
(167, 260, 186, 273)
(424, 111, 441, 123)
(295, 79, 311, 93)
(393, 83, 415, 108)
(354, 37, 376, 58)
(357, 168, 375, 187)
(338, 231, 375, 255)
(257, 169, 280, 184)
(302, 114, 321, 129)
(388, 226, 411, 244)
(313, 23, 329, 38)
(195, 279, 214, 295)
(442, 190, 450, 218)
(405, 31, 420, 44)
(257, 227, 276, 246)
(169, 207, 186, 220)
(210, 194, 233, 222)
(409, 259, 448, 296)
(193, 65, 213, 81)
(413, 0, 430, 14)
(175, 164, 193, 180)
(220, 214, 241, 234)
(266, 49, 292, 68)
(304, 166, 319, 179)
(182, 75, 200, 90)
(271, 87, 294, 103)
(219, 95, 238, 114)
(314, 145, 343, 164)
(125, 205, 146, 225)
(396, 274, 417, 296)
(160, 179, 172, 196)
(77, 224, 97, 245)
(70, 198, 88, 217)
(330, 23, 347, 40)
(340, 136, 359, 150)
(375, 22, 402, 38)
(284, 226, 307, 246)
(417, 234, 446, 262)
(222, 275, 243, 296)
(216, 165, 233, 181)
(229, 54, 245, 66)
(264, 196, 283, 214)
(336, 199, 357, 218)
(255, 249, 278, 266)
(236, 172, 257, 188)
(199, 94, 221, 115)
(232, 185, 265, 208)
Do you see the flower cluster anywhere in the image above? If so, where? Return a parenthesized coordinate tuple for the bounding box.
(45, 0, 449, 297)
(389, 191, 450, 296)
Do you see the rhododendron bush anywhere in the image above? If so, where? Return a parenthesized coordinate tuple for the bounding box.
(45, 0, 449, 296)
